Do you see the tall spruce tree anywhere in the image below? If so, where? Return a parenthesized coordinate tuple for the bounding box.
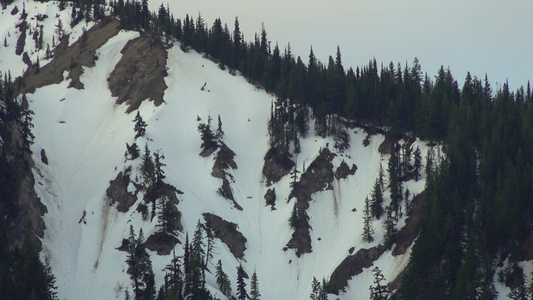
(215, 260, 232, 298)
(250, 270, 261, 300)
(413, 146, 422, 181)
(236, 264, 248, 300)
(371, 176, 384, 220)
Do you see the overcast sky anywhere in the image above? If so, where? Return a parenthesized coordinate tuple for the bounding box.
(154, 0, 532, 91)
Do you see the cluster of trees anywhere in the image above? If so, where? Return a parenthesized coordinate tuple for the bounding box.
(125, 220, 261, 300)
(0, 73, 58, 298)
(309, 277, 328, 300)
(127, 112, 180, 235)
(197, 114, 224, 154)
(398, 75, 533, 298)
(361, 143, 422, 245)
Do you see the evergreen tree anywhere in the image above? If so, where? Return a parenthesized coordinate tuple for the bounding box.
(125, 226, 155, 299)
(371, 176, 384, 220)
(141, 144, 155, 198)
(413, 146, 422, 181)
(369, 266, 389, 300)
(319, 279, 328, 300)
(198, 115, 217, 151)
(153, 150, 166, 196)
(233, 17, 241, 68)
(250, 270, 261, 300)
(236, 264, 248, 300)
(425, 146, 435, 181)
(362, 196, 374, 242)
(55, 19, 63, 40)
(204, 227, 214, 268)
(20, 105, 34, 154)
(404, 189, 412, 216)
(289, 202, 300, 229)
(133, 111, 148, 139)
(388, 146, 402, 215)
(185, 221, 210, 299)
(156, 195, 175, 234)
(216, 114, 224, 139)
(383, 204, 396, 246)
(163, 250, 183, 298)
(215, 260, 232, 298)
(310, 277, 321, 300)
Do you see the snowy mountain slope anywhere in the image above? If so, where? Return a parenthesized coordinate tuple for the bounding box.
(30, 39, 429, 300)
(0, 2, 440, 299)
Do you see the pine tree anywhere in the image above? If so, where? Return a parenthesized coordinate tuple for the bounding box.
(310, 277, 321, 300)
(413, 146, 422, 181)
(236, 264, 248, 300)
(425, 146, 435, 181)
(369, 266, 389, 300)
(133, 111, 148, 139)
(216, 260, 232, 298)
(289, 202, 300, 229)
(371, 177, 384, 220)
(404, 189, 412, 216)
(156, 195, 175, 234)
(141, 144, 156, 199)
(55, 19, 63, 40)
(153, 150, 166, 197)
(319, 278, 328, 300)
(20, 105, 35, 154)
(216, 114, 224, 139)
(186, 221, 207, 299)
(198, 117, 217, 151)
(383, 205, 396, 246)
(126, 227, 155, 299)
(362, 196, 374, 242)
(163, 250, 183, 296)
(204, 227, 214, 268)
(233, 17, 241, 68)
(388, 146, 402, 215)
(250, 271, 261, 300)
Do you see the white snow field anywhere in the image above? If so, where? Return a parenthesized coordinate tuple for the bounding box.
(3, 1, 516, 299)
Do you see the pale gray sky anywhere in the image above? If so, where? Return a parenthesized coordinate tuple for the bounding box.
(155, 0, 532, 91)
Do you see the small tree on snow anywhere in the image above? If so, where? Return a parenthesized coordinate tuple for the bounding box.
(250, 271, 261, 300)
(362, 196, 374, 243)
(369, 266, 389, 300)
(289, 202, 300, 229)
(133, 111, 148, 139)
(310, 277, 327, 300)
(215, 260, 232, 298)
(215, 114, 224, 139)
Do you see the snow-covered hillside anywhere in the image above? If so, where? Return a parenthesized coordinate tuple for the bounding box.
(1, 1, 442, 299)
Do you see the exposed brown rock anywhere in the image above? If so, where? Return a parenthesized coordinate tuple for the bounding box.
(286, 148, 336, 257)
(15, 18, 122, 95)
(107, 34, 168, 113)
(203, 213, 247, 260)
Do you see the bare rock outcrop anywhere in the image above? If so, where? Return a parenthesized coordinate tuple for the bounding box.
(203, 213, 247, 260)
(107, 34, 168, 113)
